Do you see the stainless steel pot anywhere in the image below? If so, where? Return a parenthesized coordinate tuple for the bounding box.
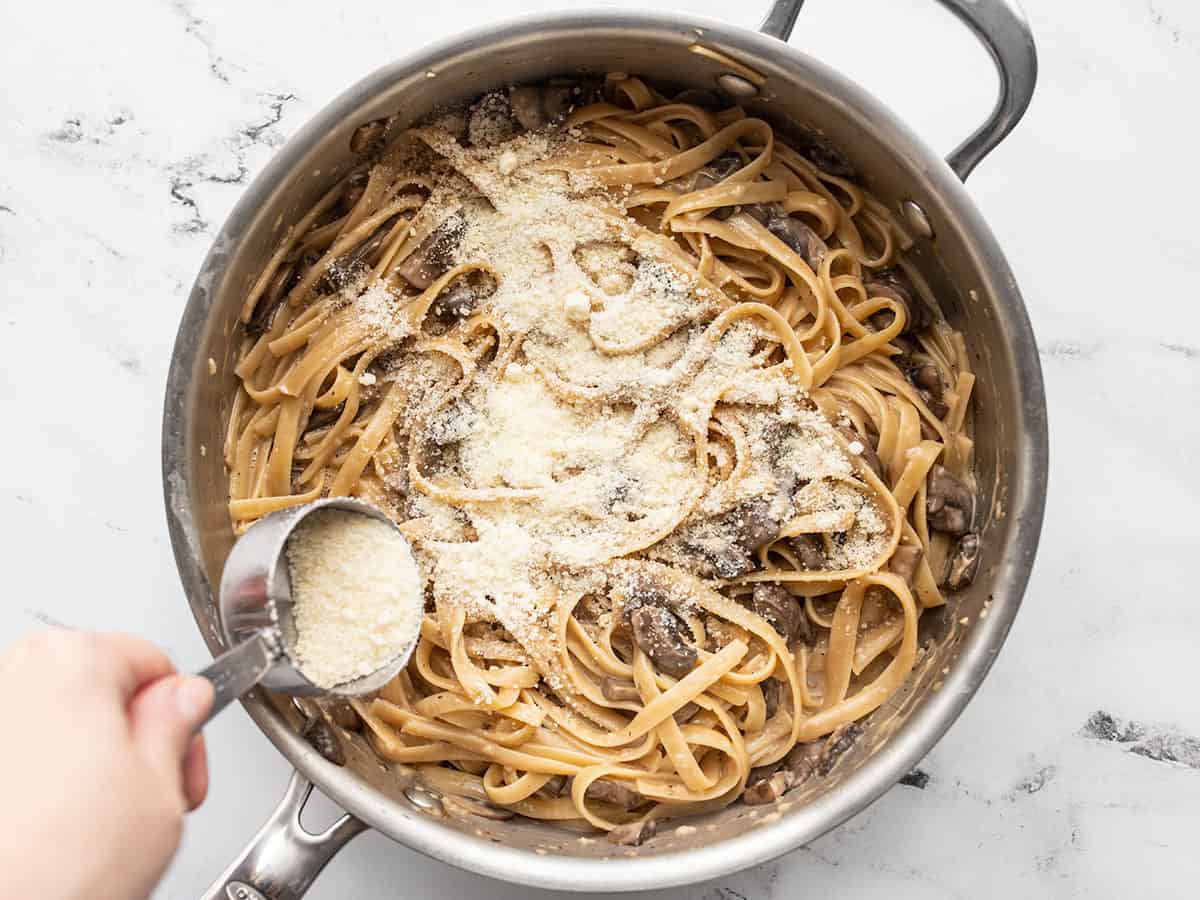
(162, 1, 1047, 895)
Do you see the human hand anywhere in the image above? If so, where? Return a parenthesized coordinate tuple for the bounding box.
(0, 629, 214, 900)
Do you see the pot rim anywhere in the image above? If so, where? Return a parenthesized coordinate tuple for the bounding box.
(163, 8, 1048, 892)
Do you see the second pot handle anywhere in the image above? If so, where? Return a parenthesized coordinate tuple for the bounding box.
(199, 770, 367, 900)
(759, 0, 1038, 181)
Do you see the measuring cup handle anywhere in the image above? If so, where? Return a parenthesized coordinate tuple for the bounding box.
(197, 631, 280, 724)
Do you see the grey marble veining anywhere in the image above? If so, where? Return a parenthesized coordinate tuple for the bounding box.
(1, 1, 1197, 897)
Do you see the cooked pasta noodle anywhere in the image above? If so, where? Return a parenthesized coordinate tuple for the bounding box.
(226, 76, 978, 842)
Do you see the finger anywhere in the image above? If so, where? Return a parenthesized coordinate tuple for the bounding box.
(129, 674, 214, 797)
(91, 632, 177, 698)
(0, 627, 74, 677)
(182, 734, 210, 811)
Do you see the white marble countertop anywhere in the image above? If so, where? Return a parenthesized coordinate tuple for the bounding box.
(2, 0, 1198, 897)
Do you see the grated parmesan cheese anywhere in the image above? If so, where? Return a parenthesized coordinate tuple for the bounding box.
(287, 509, 423, 688)
(496, 149, 519, 175)
(563, 290, 591, 322)
(330, 115, 890, 683)
(354, 281, 413, 343)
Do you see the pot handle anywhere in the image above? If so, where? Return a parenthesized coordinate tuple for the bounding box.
(199, 770, 367, 900)
(759, 0, 1037, 180)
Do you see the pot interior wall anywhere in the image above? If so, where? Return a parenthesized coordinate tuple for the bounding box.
(176, 20, 1030, 863)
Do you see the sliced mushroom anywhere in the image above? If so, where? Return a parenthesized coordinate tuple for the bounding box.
(573, 593, 606, 623)
(787, 533, 826, 571)
(396, 218, 463, 291)
(251, 247, 324, 335)
(915, 383, 949, 420)
(542, 85, 575, 122)
(945, 532, 981, 591)
(888, 544, 924, 587)
(909, 363, 950, 419)
(742, 768, 795, 805)
(431, 281, 479, 322)
(466, 92, 520, 146)
(600, 676, 640, 703)
(762, 678, 782, 719)
(396, 234, 446, 291)
(628, 603, 697, 678)
(743, 203, 773, 225)
(787, 128, 857, 178)
(586, 779, 643, 810)
(704, 615, 743, 652)
(349, 116, 390, 154)
(673, 701, 700, 724)
(751, 583, 809, 645)
(926, 465, 973, 536)
(684, 498, 783, 579)
(784, 740, 822, 782)
(741, 204, 828, 270)
(690, 154, 744, 212)
(766, 214, 828, 272)
(910, 363, 940, 394)
(741, 737, 821, 807)
(508, 85, 549, 131)
(815, 722, 862, 775)
(835, 424, 884, 481)
(508, 84, 574, 131)
(336, 215, 399, 275)
(918, 389, 950, 421)
(607, 818, 657, 846)
(730, 498, 781, 555)
(301, 716, 345, 766)
(927, 502, 967, 536)
(328, 703, 363, 732)
(700, 542, 755, 580)
(609, 623, 635, 663)
(745, 757, 782, 785)
(246, 263, 292, 336)
(775, 465, 808, 506)
(866, 268, 931, 335)
(536, 775, 569, 798)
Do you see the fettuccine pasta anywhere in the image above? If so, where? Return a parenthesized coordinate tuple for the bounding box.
(226, 76, 980, 844)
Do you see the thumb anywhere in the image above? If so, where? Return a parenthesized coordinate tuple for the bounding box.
(129, 675, 214, 794)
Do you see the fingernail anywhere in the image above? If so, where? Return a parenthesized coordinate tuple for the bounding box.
(175, 676, 214, 723)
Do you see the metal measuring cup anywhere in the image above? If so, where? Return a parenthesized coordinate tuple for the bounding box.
(196, 497, 422, 724)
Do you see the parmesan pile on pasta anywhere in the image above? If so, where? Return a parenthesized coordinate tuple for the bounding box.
(385, 123, 891, 684)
